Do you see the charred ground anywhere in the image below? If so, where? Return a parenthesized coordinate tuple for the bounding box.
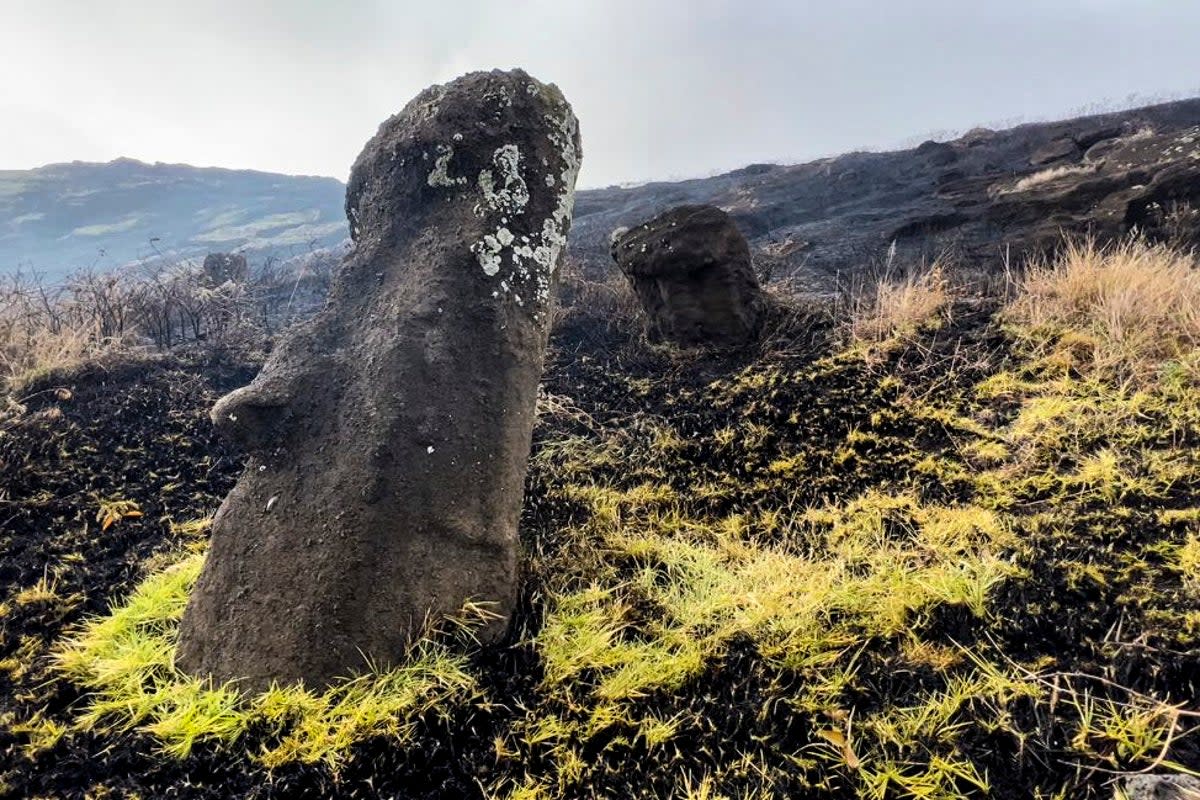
(2, 248, 1199, 798)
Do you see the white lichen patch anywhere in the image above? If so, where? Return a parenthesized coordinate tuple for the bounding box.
(427, 145, 467, 188)
(468, 92, 581, 313)
(474, 236, 503, 276)
(538, 104, 582, 278)
(485, 89, 514, 108)
(478, 144, 530, 215)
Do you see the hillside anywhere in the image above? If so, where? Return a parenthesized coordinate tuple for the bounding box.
(5, 98, 1200, 286)
(1, 92, 1199, 800)
(0, 159, 346, 278)
(570, 97, 1200, 287)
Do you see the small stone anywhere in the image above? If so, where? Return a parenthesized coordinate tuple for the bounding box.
(202, 252, 248, 284)
(1119, 774, 1200, 800)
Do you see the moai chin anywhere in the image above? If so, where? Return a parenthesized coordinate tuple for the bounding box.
(176, 69, 581, 691)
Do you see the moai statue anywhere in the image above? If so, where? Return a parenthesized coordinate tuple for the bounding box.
(612, 204, 766, 345)
(176, 69, 581, 690)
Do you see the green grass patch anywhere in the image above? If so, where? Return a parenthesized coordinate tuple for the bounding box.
(52, 551, 479, 769)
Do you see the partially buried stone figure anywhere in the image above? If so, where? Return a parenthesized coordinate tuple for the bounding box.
(611, 204, 766, 345)
(176, 69, 581, 691)
(201, 252, 248, 285)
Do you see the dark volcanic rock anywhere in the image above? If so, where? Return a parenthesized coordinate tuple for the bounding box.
(1028, 137, 1079, 166)
(986, 126, 1200, 252)
(611, 204, 765, 345)
(916, 139, 958, 166)
(176, 69, 582, 691)
(569, 98, 1200, 289)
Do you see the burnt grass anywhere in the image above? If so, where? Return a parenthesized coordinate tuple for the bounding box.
(2, 303, 1198, 799)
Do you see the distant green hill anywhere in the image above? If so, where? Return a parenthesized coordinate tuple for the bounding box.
(0, 158, 348, 279)
(6, 96, 1199, 285)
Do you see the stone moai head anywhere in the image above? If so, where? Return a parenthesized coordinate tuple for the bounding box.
(611, 204, 765, 345)
(176, 69, 581, 691)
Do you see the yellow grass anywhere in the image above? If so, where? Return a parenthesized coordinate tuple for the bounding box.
(1005, 239, 1200, 380)
(52, 551, 480, 769)
(0, 312, 116, 393)
(26, 238, 1200, 798)
(848, 265, 951, 350)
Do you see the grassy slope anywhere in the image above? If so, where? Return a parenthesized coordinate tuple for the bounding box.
(1, 242, 1198, 799)
(0, 160, 346, 278)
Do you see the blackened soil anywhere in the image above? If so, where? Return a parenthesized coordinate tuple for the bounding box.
(0, 314, 841, 799)
(2, 302, 1197, 798)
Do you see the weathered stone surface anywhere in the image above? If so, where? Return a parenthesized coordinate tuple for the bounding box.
(987, 125, 1200, 252)
(611, 204, 766, 345)
(176, 69, 581, 690)
(202, 252, 248, 284)
(1120, 774, 1200, 800)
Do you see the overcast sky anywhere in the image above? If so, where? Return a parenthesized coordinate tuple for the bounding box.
(2, 0, 1199, 188)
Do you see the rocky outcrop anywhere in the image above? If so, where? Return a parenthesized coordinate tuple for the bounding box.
(611, 205, 765, 345)
(176, 69, 581, 691)
(985, 125, 1200, 251)
(569, 98, 1200, 290)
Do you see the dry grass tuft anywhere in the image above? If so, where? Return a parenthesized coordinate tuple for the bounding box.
(1005, 238, 1200, 379)
(551, 257, 641, 336)
(846, 264, 952, 351)
(1001, 164, 1097, 194)
(0, 311, 125, 394)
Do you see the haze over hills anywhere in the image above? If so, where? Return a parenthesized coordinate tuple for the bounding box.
(3, 97, 1200, 283)
(0, 158, 347, 279)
